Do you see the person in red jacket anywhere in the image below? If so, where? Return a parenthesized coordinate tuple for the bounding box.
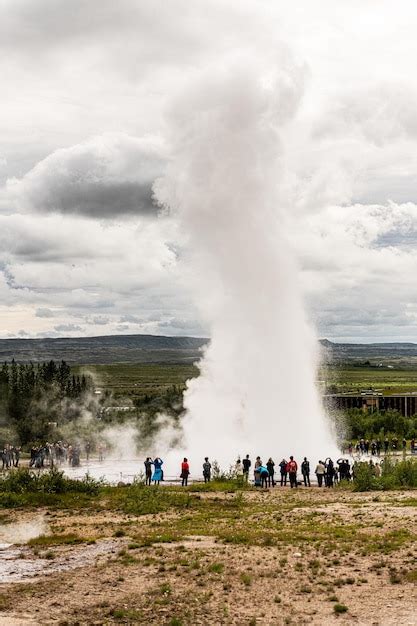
(181, 457, 190, 486)
(286, 456, 298, 489)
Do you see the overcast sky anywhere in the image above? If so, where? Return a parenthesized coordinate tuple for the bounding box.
(2, 0, 417, 343)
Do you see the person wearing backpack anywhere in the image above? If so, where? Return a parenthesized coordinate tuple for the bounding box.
(287, 456, 298, 489)
(301, 457, 310, 487)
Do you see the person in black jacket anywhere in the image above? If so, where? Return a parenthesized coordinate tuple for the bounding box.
(266, 458, 275, 487)
(279, 459, 287, 486)
(144, 457, 153, 486)
(325, 458, 335, 487)
(242, 454, 251, 482)
(301, 457, 310, 487)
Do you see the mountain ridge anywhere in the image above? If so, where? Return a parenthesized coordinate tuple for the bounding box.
(0, 333, 208, 364)
(2, 334, 417, 364)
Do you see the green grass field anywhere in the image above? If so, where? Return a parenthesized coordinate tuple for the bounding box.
(74, 363, 199, 400)
(74, 362, 417, 399)
(321, 366, 417, 395)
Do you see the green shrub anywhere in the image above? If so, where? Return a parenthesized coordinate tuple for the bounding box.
(352, 463, 378, 492)
(353, 458, 417, 491)
(383, 458, 417, 487)
(208, 562, 224, 574)
(240, 573, 252, 586)
(113, 483, 196, 516)
(0, 468, 101, 495)
(28, 533, 86, 546)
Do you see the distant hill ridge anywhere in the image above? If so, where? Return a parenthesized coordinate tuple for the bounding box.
(0, 334, 208, 364)
(1, 334, 417, 365)
(319, 338, 417, 363)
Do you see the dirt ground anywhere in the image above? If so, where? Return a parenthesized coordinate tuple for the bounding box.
(0, 488, 416, 625)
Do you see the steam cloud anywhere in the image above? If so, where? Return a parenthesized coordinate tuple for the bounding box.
(154, 59, 337, 470)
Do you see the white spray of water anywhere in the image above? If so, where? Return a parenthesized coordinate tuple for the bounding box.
(0, 515, 48, 546)
(154, 60, 338, 474)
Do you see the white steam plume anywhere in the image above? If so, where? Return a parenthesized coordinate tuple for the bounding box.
(154, 59, 337, 473)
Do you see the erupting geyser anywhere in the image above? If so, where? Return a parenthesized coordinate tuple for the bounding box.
(155, 61, 337, 471)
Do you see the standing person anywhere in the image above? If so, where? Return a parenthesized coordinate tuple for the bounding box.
(242, 454, 251, 482)
(325, 458, 335, 488)
(279, 459, 288, 486)
(266, 458, 275, 487)
(181, 457, 190, 487)
(144, 457, 153, 486)
(345, 459, 352, 481)
(235, 457, 243, 477)
(337, 458, 348, 481)
(13, 446, 20, 468)
(203, 457, 212, 483)
(301, 457, 310, 487)
(315, 460, 325, 487)
(254, 456, 262, 487)
(384, 437, 389, 454)
(85, 441, 91, 462)
(287, 456, 298, 489)
(152, 457, 163, 485)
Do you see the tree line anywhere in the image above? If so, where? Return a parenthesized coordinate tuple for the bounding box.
(342, 408, 417, 440)
(0, 360, 93, 445)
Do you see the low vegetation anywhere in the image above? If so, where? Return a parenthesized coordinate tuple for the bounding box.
(352, 458, 417, 491)
(0, 480, 415, 624)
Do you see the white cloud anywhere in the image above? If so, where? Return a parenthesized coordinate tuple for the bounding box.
(54, 323, 82, 333)
(292, 202, 417, 341)
(2, 1, 417, 340)
(35, 307, 55, 318)
(3, 134, 166, 218)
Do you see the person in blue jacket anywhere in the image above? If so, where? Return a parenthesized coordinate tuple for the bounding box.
(258, 465, 269, 488)
(152, 457, 163, 485)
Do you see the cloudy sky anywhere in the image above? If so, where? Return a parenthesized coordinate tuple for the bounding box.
(2, 0, 417, 342)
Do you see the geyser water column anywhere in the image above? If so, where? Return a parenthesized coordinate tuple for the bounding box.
(154, 62, 336, 471)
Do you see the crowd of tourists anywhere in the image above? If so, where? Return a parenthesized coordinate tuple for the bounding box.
(142, 454, 381, 487)
(1, 440, 106, 470)
(346, 437, 416, 455)
(1, 444, 21, 469)
(28, 442, 82, 468)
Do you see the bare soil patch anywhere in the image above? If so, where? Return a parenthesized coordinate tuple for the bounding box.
(0, 488, 415, 625)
